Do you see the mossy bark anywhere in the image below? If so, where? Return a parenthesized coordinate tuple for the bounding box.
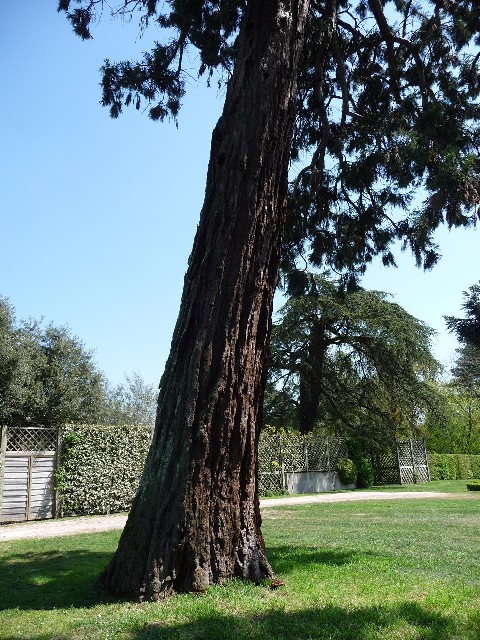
(100, 0, 310, 600)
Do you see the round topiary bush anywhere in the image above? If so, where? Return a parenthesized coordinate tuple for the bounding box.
(466, 480, 480, 491)
(337, 458, 357, 485)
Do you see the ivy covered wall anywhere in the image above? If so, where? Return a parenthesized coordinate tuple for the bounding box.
(56, 425, 151, 516)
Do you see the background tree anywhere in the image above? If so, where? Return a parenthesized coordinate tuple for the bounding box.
(445, 282, 480, 349)
(424, 381, 480, 454)
(0, 297, 107, 428)
(425, 298, 480, 454)
(59, 0, 480, 598)
(266, 274, 439, 443)
(451, 343, 480, 394)
(0, 297, 20, 425)
(104, 372, 157, 427)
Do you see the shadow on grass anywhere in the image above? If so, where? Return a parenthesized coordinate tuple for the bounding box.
(0, 544, 377, 612)
(137, 602, 465, 640)
(0, 548, 115, 610)
(269, 544, 377, 574)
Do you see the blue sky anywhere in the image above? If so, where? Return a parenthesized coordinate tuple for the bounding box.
(1, 2, 478, 387)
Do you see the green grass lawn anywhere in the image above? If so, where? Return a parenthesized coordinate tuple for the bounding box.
(365, 479, 474, 493)
(1, 490, 479, 639)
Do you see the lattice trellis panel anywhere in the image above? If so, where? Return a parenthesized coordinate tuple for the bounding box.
(304, 435, 328, 471)
(397, 440, 430, 484)
(371, 450, 401, 485)
(371, 440, 430, 485)
(324, 438, 348, 470)
(258, 432, 350, 494)
(6, 427, 57, 452)
(279, 432, 306, 472)
(258, 471, 284, 495)
(258, 432, 284, 493)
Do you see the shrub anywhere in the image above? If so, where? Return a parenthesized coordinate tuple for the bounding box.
(466, 481, 480, 491)
(337, 458, 357, 485)
(356, 457, 375, 488)
(428, 453, 480, 481)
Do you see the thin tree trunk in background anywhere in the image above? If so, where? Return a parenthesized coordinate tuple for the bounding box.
(100, 0, 310, 600)
(299, 320, 327, 433)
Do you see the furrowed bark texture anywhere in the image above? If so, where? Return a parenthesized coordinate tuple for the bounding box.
(100, 0, 310, 600)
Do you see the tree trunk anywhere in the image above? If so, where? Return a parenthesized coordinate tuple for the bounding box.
(100, 0, 310, 600)
(298, 319, 327, 433)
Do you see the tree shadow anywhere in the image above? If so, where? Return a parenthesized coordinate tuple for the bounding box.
(136, 602, 464, 640)
(0, 549, 116, 610)
(269, 544, 378, 574)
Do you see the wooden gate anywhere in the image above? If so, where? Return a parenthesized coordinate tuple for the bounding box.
(0, 426, 58, 523)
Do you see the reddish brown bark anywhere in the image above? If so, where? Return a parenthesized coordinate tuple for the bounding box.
(100, 0, 310, 600)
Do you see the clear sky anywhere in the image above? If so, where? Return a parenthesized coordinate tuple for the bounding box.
(1, 2, 479, 387)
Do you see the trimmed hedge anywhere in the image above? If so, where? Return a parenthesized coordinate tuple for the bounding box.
(57, 426, 480, 516)
(56, 424, 151, 516)
(428, 453, 480, 481)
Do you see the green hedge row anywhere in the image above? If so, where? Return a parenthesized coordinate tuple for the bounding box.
(55, 426, 480, 516)
(427, 453, 480, 481)
(56, 424, 151, 516)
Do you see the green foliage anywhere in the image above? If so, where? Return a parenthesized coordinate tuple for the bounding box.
(103, 372, 157, 427)
(424, 382, 480, 454)
(428, 452, 480, 481)
(445, 282, 480, 349)
(60, 2, 480, 278)
(0, 297, 157, 431)
(466, 481, 480, 491)
(336, 458, 357, 485)
(344, 438, 375, 488)
(0, 297, 107, 429)
(451, 343, 480, 391)
(57, 424, 151, 516)
(355, 457, 375, 489)
(267, 274, 440, 441)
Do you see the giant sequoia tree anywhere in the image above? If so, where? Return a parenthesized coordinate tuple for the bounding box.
(60, 1, 480, 598)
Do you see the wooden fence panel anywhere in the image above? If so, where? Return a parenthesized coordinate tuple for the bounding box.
(0, 426, 58, 523)
(1, 453, 56, 522)
(1, 454, 30, 522)
(30, 455, 55, 519)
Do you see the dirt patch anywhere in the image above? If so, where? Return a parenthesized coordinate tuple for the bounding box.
(0, 491, 463, 542)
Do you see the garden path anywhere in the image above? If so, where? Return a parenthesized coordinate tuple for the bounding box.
(0, 491, 458, 542)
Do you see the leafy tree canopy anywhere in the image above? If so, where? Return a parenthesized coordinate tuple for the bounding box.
(0, 297, 106, 428)
(266, 274, 440, 444)
(0, 297, 157, 429)
(103, 372, 157, 427)
(427, 298, 480, 453)
(424, 380, 480, 453)
(451, 342, 480, 393)
(445, 281, 480, 348)
(59, 0, 480, 283)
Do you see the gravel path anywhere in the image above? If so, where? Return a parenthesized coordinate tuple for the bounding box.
(0, 491, 460, 542)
